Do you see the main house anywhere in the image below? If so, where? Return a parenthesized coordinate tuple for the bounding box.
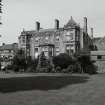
(18, 17, 93, 59)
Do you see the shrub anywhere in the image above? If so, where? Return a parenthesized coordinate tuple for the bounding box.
(66, 65, 74, 73)
(12, 49, 26, 72)
(85, 64, 97, 74)
(5, 65, 13, 70)
(26, 58, 38, 72)
(55, 66, 61, 72)
(13, 65, 19, 72)
(53, 53, 75, 70)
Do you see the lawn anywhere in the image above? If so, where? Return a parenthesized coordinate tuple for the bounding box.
(0, 73, 105, 105)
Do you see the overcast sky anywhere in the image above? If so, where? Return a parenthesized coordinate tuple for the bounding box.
(0, 0, 105, 44)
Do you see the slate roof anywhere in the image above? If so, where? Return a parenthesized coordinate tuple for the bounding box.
(20, 17, 79, 37)
(21, 28, 64, 37)
(0, 43, 18, 51)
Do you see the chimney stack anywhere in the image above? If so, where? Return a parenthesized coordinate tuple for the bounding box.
(91, 28, 93, 39)
(2, 43, 5, 46)
(36, 21, 40, 31)
(83, 17, 87, 34)
(55, 19, 59, 29)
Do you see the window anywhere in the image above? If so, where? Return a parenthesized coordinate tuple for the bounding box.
(45, 36, 49, 40)
(97, 55, 102, 59)
(66, 33, 73, 41)
(22, 36, 25, 43)
(70, 33, 73, 40)
(35, 48, 39, 58)
(66, 31, 70, 35)
(35, 48, 38, 52)
(35, 37, 39, 42)
(56, 35, 59, 41)
(56, 47, 60, 52)
(66, 35, 70, 41)
(56, 52, 60, 56)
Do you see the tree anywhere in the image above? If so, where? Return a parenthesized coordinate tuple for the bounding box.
(0, 0, 2, 13)
(37, 52, 50, 72)
(0, 0, 2, 25)
(12, 49, 26, 71)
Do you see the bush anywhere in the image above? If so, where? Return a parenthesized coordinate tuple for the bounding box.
(12, 49, 38, 72)
(13, 65, 19, 72)
(66, 65, 74, 73)
(53, 53, 75, 70)
(85, 64, 97, 74)
(12, 49, 26, 72)
(5, 65, 13, 70)
(55, 66, 61, 72)
(26, 58, 38, 72)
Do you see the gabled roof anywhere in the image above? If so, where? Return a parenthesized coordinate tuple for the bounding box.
(64, 16, 78, 28)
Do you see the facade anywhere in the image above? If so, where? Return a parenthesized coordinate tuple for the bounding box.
(0, 43, 18, 69)
(18, 30, 32, 57)
(18, 17, 93, 59)
(91, 51, 105, 61)
(90, 51, 105, 72)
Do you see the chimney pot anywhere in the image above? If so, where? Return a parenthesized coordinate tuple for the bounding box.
(91, 28, 93, 38)
(55, 19, 59, 29)
(83, 17, 87, 34)
(36, 21, 40, 31)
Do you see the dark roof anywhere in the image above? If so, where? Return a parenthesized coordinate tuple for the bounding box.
(64, 16, 78, 28)
(0, 43, 18, 51)
(20, 17, 79, 37)
(21, 27, 64, 37)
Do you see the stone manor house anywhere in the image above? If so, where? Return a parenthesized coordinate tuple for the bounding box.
(18, 17, 93, 59)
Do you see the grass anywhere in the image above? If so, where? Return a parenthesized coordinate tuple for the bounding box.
(0, 73, 105, 105)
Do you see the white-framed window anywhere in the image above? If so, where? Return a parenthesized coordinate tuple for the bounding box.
(56, 52, 60, 56)
(35, 48, 39, 58)
(45, 36, 49, 40)
(56, 35, 60, 41)
(66, 31, 70, 35)
(44, 47, 48, 52)
(66, 35, 71, 41)
(35, 37, 39, 42)
(56, 47, 60, 52)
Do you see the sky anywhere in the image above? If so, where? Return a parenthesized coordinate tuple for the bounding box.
(0, 0, 105, 44)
